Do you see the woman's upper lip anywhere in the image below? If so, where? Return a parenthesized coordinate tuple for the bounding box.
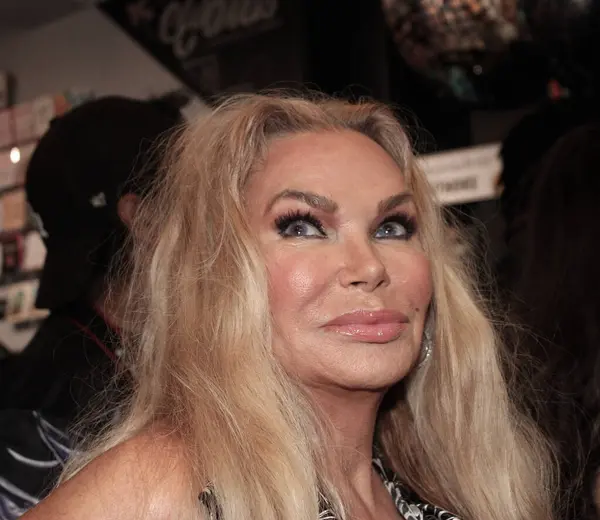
(325, 310, 409, 326)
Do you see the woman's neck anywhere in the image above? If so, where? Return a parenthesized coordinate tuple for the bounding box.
(310, 386, 383, 476)
(309, 385, 389, 517)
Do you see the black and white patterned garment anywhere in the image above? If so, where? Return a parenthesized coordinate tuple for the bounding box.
(0, 411, 73, 520)
(200, 454, 461, 520)
(367, 456, 460, 520)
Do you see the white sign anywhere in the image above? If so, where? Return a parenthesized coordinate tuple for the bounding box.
(419, 143, 502, 206)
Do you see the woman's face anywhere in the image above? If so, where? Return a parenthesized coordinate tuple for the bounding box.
(246, 130, 433, 392)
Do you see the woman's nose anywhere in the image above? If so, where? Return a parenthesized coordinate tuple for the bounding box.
(337, 239, 389, 292)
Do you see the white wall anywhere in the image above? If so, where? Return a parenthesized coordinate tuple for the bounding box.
(0, 6, 208, 117)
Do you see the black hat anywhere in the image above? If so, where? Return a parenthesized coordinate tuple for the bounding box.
(26, 96, 182, 310)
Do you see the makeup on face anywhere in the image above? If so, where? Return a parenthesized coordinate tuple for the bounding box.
(245, 130, 432, 389)
(323, 309, 410, 343)
(269, 190, 418, 243)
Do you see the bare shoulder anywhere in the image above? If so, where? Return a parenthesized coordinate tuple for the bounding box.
(22, 430, 202, 520)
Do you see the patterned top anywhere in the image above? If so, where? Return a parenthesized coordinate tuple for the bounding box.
(200, 454, 461, 520)
(366, 456, 460, 520)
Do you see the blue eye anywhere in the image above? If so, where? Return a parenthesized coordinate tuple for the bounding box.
(275, 211, 326, 238)
(374, 214, 416, 240)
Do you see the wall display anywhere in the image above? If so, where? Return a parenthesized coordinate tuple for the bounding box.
(22, 233, 45, 272)
(0, 147, 18, 191)
(0, 72, 11, 110)
(1, 234, 24, 277)
(99, 0, 306, 98)
(0, 109, 12, 149)
(0, 280, 48, 325)
(0, 189, 28, 233)
(13, 102, 36, 144)
(0, 143, 35, 192)
(0, 92, 92, 351)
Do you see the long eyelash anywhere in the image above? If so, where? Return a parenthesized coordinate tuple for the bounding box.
(274, 210, 325, 235)
(379, 212, 417, 237)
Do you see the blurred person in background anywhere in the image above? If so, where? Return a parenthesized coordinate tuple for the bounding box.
(496, 97, 596, 292)
(503, 123, 600, 520)
(0, 96, 182, 519)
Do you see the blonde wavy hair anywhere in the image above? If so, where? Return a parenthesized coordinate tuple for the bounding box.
(63, 93, 555, 520)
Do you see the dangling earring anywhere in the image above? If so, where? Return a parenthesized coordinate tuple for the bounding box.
(416, 313, 434, 369)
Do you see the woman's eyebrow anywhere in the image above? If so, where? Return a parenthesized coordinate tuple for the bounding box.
(265, 189, 338, 215)
(378, 192, 413, 214)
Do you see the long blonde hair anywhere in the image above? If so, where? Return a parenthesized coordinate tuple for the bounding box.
(63, 93, 554, 520)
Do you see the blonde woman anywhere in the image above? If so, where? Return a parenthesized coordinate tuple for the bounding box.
(23, 94, 555, 520)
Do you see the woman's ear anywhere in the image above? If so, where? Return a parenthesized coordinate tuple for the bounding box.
(117, 193, 140, 230)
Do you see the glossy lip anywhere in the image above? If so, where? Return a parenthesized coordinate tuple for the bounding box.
(323, 310, 409, 343)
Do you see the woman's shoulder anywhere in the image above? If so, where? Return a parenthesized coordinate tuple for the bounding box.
(22, 430, 201, 520)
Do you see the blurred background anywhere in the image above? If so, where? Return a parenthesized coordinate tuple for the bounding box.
(0, 0, 596, 352)
(5, 4, 600, 518)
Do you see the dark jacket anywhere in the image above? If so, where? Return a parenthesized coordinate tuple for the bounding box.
(0, 302, 125, 518)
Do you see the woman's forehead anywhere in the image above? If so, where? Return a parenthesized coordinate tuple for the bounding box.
(247, 131, 408, 206)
